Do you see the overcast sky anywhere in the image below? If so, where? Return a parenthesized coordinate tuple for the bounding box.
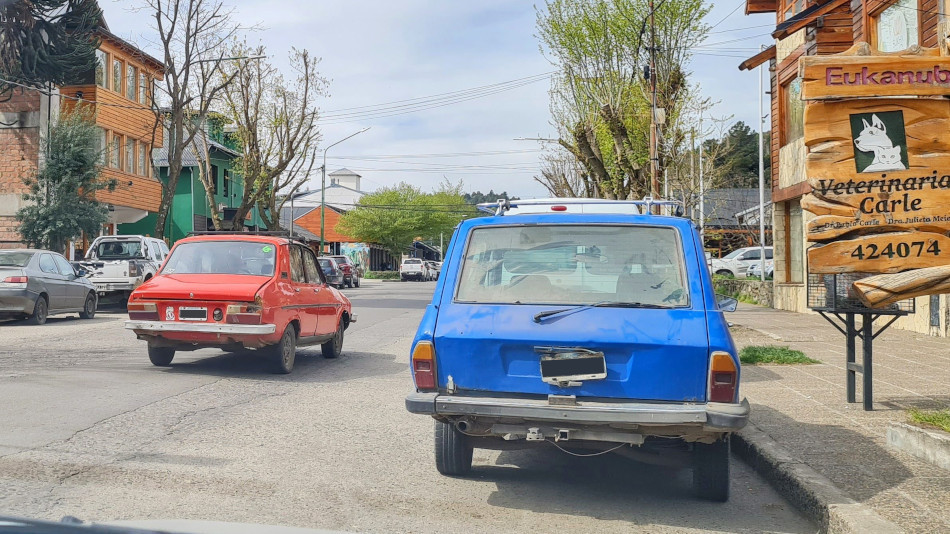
(101, 0, 774, 198)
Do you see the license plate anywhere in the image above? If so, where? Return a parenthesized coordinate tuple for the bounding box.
(178, 307, 208, 321)
(536, 347, 607, 385)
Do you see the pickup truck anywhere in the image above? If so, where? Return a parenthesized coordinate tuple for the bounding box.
(405, 198, 748, 501)
(80, 236, 169, 303)
(400, 258, 426, 281)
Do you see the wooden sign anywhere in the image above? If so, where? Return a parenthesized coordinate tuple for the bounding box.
(853, 265, 950, 307)
(807, 232, 950, 274)
(800, 43, 950, 100)
(802, 98, 950, 242)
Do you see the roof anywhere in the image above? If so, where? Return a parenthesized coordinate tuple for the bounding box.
(329, 168, 360, 176)
(773, 0, 848, 39)
(175, 234, 291, 246)
(97, 26, 164, 73)
(701, 188, 772, 228)
(152, 134, 241, 168)
(739, 45, 776, 71)
(278, 206, 320, 241)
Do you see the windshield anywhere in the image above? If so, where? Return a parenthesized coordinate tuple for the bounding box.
(722, 249, 744, 260)
(0, 251, 33, 267)
(92, 240, 143, 260)
(318, 259, 333, 270)
(456, 225, 687, 307)
(161, 241, 276, 276)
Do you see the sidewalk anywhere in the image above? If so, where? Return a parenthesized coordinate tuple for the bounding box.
(730, 303, 950, 532)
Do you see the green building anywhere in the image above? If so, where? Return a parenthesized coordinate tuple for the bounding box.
(122, 129, 267, 243)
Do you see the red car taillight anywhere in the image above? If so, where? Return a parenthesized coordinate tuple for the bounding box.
(412, 341, 437, 391)
(127, 302, 159, 320)
(226, 304, 263, 325)
(709, 351, 738, 403)
(340, 264, 352, 273)
(2, 276, 28, 283)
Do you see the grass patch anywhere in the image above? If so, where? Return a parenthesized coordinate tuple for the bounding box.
(363, 271, 400, 280)
(909, 408, 950, 433)
(739, 345, 820, 365)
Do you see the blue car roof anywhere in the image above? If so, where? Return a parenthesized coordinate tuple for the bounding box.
(459, 213, 697, 231)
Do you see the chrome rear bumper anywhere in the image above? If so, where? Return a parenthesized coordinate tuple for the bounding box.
(124, 321, 276, 335)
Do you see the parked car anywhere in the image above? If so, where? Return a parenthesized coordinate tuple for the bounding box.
(405, 198, 747, 501)
(424, 261, 439, 281)
(400, 258, 425, 281)
(0, 249, 98, 324)
(124, 234, 356, 374)
(79, 235, 168, 303)
(329, 255, 361, 288)
(747, 259, 774, 280)
(709, 246, 773, 278)
(318, 256, 346, 288)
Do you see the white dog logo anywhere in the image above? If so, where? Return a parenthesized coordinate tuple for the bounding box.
(854, 114, 906, 172)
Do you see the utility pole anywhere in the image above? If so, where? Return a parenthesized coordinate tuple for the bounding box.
(649, 0, 659, 206)
(758, 47, 767, 281)
(320, 127, 370, 253)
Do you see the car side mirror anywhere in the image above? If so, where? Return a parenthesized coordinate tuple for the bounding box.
(716, 295, 738, 312)
(75, 268, 88, 278)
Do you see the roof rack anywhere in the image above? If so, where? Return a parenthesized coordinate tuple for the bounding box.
(187, 230, 290, 237)
(477, 197, 685, 217)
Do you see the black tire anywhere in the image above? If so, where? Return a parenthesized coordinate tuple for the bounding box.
(715, 270, 732, 277)
(147, 344, 175, 366)
(79, 293, 97, 319)
(321, 319, 344, 358)
(434, 419, 473, 476)
(353, 276, 360, 288)
(345, 278, 353, 288)
(693, 436, 730, 502)
(27, 296, 48, 325)
(270, 325, 297, 374)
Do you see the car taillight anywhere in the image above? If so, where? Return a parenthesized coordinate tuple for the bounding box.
(127, 302, 159, 320)
(412, 341, 437, 391)
(226, 304, 263, 324)
(709, 351, 738, 403)
(129, 262, 139, 276)
(1, 276, 28, 288)
(340, 264, 351, 273)
(550, 205, 567, 211)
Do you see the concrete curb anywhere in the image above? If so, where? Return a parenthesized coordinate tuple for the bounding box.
(733, 423, 903, 534)
(887, 421, 950, 471)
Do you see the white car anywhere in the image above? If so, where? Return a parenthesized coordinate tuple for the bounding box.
(400, 258, 425, 281)
(710, 246, 773, 278)
(79, 235, 169, 302)
(747, 259, 774, 279)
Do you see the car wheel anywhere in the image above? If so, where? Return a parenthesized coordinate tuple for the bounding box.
(270, 325, 297, 374)
(693, 436, 730, 502)
(79, 293, 97, 319)
(321, 319, 344, 359)
(147, 344, 175, 366)
(354, 276, 360, 288)
(434, 419, 473, 476)
(28, 296, 48, 325)
(715, 269, 732, 277)
(345, 278, 353, 288)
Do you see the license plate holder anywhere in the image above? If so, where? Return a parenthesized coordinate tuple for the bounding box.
(537, 347, 607, 385)
(178, 306, 208, 321)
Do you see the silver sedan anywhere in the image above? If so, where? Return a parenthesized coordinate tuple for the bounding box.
(0, 249, 98, 324)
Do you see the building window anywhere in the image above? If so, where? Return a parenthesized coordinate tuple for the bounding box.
(138, 143, 147, 176)
(125, 138, 135, 174)
(785, 201, 804, 283)
(113, 59, 122, 94)
(783, 77, 804, 145)
(126, 65, 136, 100)
(138, 72, 147, 104)
(109, 133, 119, 169)
(875, 0, 919, 52)
(95, 50, 107, 88)
(211, 164, 219, 195)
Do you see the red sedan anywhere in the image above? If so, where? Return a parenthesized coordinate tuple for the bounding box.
(125, 235, 355, 374)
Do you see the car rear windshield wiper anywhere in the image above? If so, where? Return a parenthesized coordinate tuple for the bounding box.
(533, 301, 668, 323)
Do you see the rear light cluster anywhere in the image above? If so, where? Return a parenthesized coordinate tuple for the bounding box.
(340, 264, 352, 274)
(128, 302, 159, 320)
(709, 351, 738, 403)
(226, 304, 263, 325)
(550, 205, 567, 211)
(129, 262, 139, 277)
(1, 276, 28, 288)
(412, 341, 437, 391)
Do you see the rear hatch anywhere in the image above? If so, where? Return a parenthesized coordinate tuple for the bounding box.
(135, 274, 270, 302)
(432, 221, 710, 402)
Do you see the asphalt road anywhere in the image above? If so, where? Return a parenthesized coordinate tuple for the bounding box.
(0, 280, 814, 534)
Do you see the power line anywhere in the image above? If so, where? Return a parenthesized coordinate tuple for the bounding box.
(708, 0, 746, 31)
(328, 148, 542, 159)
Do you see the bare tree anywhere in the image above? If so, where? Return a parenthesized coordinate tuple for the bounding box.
(145, 0, 241, 238)
(534, 146, 594, 197)
(217, 43, 327, 230)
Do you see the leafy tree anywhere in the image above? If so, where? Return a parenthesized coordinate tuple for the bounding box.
(463, 190, 519, 205)
(16, 110, 111, 253)
(338, 182, 475, 259)
(0, 0, 102, 98)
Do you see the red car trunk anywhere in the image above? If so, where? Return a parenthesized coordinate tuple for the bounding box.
(134, 274, 270, 302)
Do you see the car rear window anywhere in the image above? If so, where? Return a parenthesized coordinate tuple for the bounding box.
(404, 259, 422, 264)
(162, 241, 277, 276)
(0, 251, 33, 267)
(92, 240, 143, 260)
(456, 224, 688, 307)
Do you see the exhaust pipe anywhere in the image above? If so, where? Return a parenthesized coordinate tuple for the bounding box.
(455, 418, 473, 433)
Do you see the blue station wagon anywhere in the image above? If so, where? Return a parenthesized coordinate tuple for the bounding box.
(405, 198, 749, 501)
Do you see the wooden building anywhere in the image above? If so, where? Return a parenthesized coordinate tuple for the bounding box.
(739, 0, 950, 335)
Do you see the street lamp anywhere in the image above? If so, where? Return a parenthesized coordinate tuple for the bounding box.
(321, 127, 370, 252)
